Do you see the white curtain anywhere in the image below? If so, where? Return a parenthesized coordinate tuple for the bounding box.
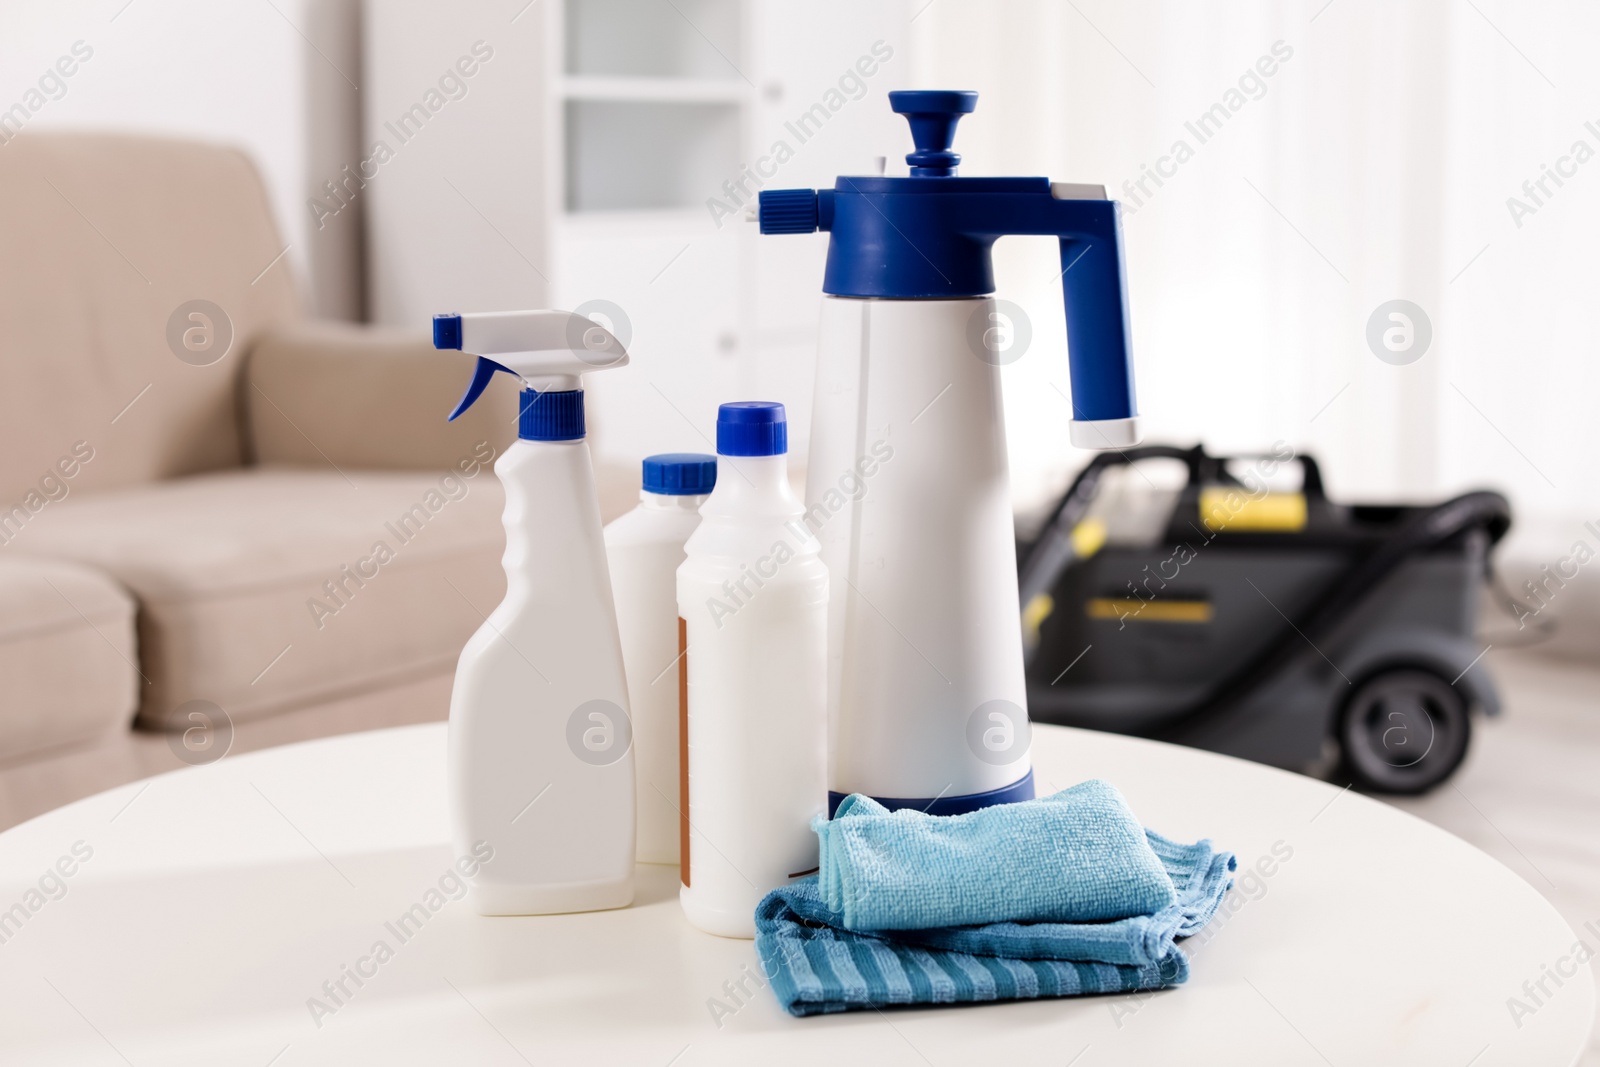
(910, 0, 1599, 543)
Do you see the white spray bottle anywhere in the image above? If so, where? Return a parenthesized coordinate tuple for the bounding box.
(433, 309, 634, 915)
(757, 91, 1141, 816)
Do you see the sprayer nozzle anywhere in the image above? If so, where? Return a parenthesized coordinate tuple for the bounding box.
(758, 189, 820, 235)
(433, 314, 463, 350)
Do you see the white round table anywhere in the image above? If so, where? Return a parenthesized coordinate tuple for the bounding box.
(0, 722, 1588, 1065)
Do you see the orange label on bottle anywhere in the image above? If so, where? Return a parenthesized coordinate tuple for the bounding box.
(678, 615, 690, 887)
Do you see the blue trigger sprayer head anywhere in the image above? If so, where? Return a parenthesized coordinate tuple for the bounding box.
(432, 310, 631, 437)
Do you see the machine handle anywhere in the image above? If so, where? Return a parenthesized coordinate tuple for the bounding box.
(1203, 451, 1326, 499)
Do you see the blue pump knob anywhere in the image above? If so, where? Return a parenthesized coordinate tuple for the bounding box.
(888, 90, 977, 176)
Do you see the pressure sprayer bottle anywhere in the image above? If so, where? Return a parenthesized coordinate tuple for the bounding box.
(757, 90, 1141, 816)
(677, 402, 828, 939)
(433, 309, 635, 915)
(603, 453, 716, 864)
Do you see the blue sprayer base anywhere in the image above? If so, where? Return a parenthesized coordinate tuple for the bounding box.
(827, 769, 1035, 819)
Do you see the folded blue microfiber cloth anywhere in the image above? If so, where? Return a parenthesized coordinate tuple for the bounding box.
(817, 780, 1178, 930)
(754, 781, 1235, 1017)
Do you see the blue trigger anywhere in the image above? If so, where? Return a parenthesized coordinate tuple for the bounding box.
(448, 357, 514, 421)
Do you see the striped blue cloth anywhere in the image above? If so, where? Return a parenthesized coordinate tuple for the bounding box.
(754, 785, 1235, 1017)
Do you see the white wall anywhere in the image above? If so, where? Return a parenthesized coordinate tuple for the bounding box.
(362, 0, 550, 328)
(0, 0, 362, 319)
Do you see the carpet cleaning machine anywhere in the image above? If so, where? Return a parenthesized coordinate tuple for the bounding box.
(1019, 444, 1511, 794)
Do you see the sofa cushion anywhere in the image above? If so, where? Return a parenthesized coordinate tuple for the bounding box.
(246, 321, 520, 471)
(0, 132, 298, 505)
(18, 465, 506, 728)
(0, 556, 138, 758)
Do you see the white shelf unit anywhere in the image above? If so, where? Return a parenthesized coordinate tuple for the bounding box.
(543, 0, 751, 466)
(559, 76, 748, 103)
(563, 0, 744, 81)
(562, 98, 744, 213)
(366, 0, 914, 471)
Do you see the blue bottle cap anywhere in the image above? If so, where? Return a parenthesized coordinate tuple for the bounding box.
(642, 453, 717, 496)
(716, 402, 787, 457)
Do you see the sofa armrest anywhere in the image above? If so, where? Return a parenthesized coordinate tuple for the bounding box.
(243, 321, 519, 471)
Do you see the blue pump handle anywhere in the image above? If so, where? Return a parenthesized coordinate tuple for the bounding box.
(758, 91, 1139, 426)
(968, 192, 1135, 425)
(791, 182, 1137, 424)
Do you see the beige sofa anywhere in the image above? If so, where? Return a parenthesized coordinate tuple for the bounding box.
(0, 132, 521, 761)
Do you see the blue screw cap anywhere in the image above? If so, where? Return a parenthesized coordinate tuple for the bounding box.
(716, 401, 787, 457)
(520, 389, 584, 441)
(642, 453, 717, 496)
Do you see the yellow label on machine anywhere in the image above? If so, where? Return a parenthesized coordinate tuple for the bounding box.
(1200, 489, 1307, 533)
(1070, 517, 1107, 559)
(1086, 597, 1214, 623)
(1022, 593, 1055, 643)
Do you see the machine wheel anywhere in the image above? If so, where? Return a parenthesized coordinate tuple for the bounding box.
(1338, 668, 1471, 794)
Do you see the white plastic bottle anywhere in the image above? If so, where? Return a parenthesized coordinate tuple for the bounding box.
(677, 402, 828, 938)
(433, 309, 635, 915)
(604, 453, 716, 864)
